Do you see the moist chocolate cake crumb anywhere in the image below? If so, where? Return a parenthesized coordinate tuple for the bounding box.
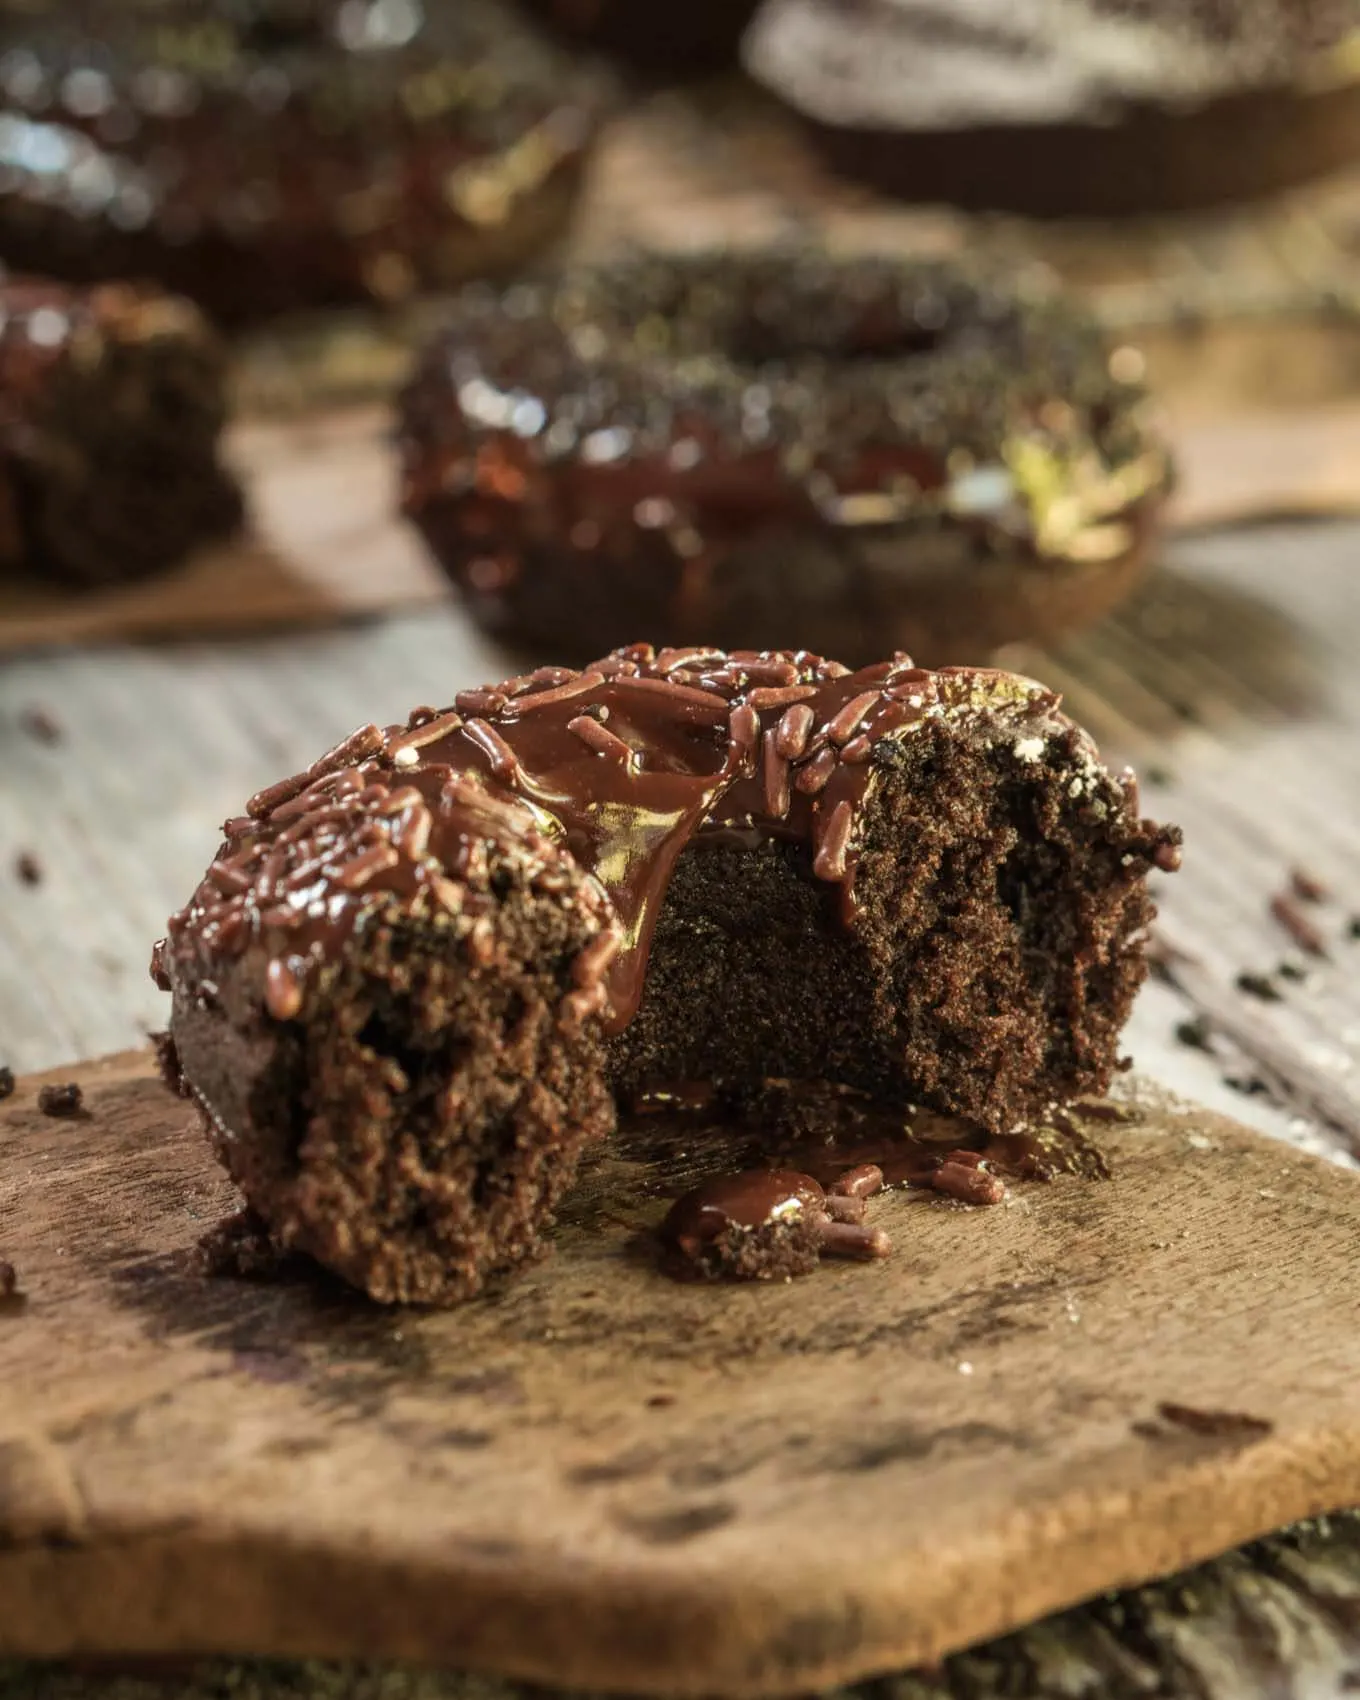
(1291, 867, 1331, 904)
(18, 706, 62, 745)
(0, 1259, 16, 1299)
(37, 1082, 84, 1118)
(195, 1209, 292, 1281)
(659, 1166, 891, 1280)
(1237, 971, 1283, 1002)
(1270, 892, 1328, 957)
(160, 646, 1178, 1305)
(14, 852, 42, 887)
(0, 1066, 13, 1102)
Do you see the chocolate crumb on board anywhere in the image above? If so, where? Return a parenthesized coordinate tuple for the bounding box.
(1270, 892, 1328, 957)
(1291, 867, 1331, 904)
(659, 1166, 891, 1281)
(0, 1066, 13, 1101)
(195, 1209, 292, 1281)
(17, 705, 62, 744)
(14, 852, 41, 887)
(37, 1082, 84, 1118)
(1236, 971, 1283, 1002)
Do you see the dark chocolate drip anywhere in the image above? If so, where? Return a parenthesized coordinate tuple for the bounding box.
(661, 1168, 827, 1249)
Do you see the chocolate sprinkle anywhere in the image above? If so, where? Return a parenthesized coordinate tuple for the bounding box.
(1270, 892, 1328, 958)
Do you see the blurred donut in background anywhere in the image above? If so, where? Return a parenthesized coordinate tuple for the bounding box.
(397, 248, 1173, 668)
(0, 0, 606, 323)
(0, 275, 240, 587)
(744, 0, 1360, 215)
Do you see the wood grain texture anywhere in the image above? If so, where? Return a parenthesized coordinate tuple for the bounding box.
(2, 1051, 1360, 1697)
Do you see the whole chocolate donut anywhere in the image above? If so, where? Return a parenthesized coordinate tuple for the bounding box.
(398, 251, 1173, 668)
(744, 0, 1360, 216)
(0, 0, 604, 323)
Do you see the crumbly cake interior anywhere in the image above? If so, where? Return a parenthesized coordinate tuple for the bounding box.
(609, 718, 1157, 1131)
(176, 879, 612, 1306)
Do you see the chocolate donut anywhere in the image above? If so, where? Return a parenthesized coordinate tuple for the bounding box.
(744, 0, 1360, 216)
(0, 0, 603, 324)
(518, 0, 761, 76)
(398, 252, 1172, 670)
(155, 645, 1179, 1304)
(0, 275, 240, 587)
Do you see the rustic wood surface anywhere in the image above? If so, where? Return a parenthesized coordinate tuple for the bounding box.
(2, 1049, 1360, 1696)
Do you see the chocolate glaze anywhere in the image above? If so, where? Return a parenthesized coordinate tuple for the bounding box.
(0, 1, 604, 322)
(398, 251, 1173, 665)
(659, 1163, 891, 1277)
(662, 1168, 826, 1248)
(157, 645, 1164, 1041)
(615, 1081, 1114, 1194)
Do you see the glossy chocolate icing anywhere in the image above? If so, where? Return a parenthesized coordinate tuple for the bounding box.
(157, 646, 1096, 1036)
(398, 251, 1173, 664)
(658, 1162, 892, 1276)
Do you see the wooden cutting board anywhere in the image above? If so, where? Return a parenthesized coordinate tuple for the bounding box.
(2, 1050, 1360, 1698)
